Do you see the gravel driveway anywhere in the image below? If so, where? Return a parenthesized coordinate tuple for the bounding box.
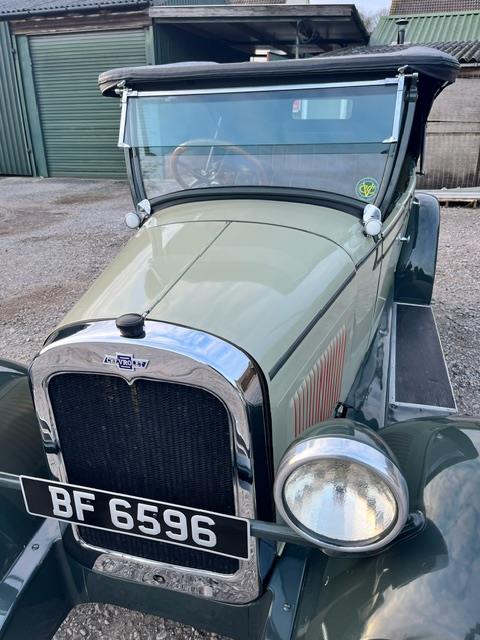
(0, 177, 130, 364)
(1, 177, 479, 639)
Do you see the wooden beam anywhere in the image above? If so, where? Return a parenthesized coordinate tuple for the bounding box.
(233, 36, 368, 45)
(10, 9, 150, 36)
(149, 5, 354, 21)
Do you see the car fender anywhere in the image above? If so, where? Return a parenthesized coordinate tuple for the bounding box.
(0, 359, 49, 594)
(0, 358, 48, 477)
(292, 416, 480, 640)
(395, 193, 440, 305)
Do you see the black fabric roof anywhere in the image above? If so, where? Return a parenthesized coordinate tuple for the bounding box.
(99, 45, 459, 96)
(0, 0, 147, 17)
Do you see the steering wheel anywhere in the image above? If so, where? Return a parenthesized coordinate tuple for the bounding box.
(170, 139, 267, 189)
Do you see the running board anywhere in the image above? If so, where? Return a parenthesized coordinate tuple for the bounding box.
(388, 303, 456, 421)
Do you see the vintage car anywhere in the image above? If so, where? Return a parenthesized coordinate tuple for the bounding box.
(2, 45, 479, 640)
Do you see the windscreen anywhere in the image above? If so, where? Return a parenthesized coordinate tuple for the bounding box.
(124, 82, 399, 202)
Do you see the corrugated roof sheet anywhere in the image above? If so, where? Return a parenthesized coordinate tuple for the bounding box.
(0, 0, 148, 17)
(0, 0, 290, 17)
(391, 0, 480, 14)
(430, 39, 480, 62)
(371, 11, 480, 45)
(323, 41, 480, 63)
(155, 0, 279, 5)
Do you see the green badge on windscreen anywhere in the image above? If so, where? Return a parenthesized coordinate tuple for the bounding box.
(356, 177, 379, 201)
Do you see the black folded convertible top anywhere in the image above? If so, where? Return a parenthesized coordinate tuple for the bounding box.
(98, 46, 459, 96)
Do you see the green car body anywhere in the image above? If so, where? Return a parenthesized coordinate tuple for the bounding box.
(2, 46, 479, 639)
(60, 189, 413, 467)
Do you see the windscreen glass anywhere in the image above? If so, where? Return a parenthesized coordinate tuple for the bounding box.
(124, 82, 399, 202)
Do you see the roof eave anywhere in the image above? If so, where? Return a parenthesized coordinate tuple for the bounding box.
(0, 0, 149, 20)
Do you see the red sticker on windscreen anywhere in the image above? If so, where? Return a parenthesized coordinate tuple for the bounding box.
(292, 99, 302, 113)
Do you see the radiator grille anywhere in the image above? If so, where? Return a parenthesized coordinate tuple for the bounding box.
(48, 373, 238, 574)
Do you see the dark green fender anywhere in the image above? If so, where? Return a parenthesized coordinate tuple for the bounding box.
(395, 193, 440, 305)
(0, 360, 49, 579)
(1, 374, 480, 640)
(0, 359, 48, 478)
(294, 417, 480, 640)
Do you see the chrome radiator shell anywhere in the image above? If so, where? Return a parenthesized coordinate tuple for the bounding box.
(29, 319, 265, 603)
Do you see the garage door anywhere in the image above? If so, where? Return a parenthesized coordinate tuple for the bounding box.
(29, 30, 147, 178)
(0, 23, 32, 176)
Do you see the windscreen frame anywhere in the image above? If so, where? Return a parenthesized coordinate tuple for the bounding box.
(118, 77, 406, 209)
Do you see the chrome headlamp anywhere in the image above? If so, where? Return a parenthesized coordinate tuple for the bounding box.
(274, 424, 409, 553)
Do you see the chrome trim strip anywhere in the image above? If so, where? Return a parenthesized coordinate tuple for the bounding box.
(430, 303, 458, 412)
(0, 471, 21, 489)
(386, 73, 406, 144)
(29, 319, 263, 604)
(250, 519, 314, 547)
(392, 400, 457, 412)
(133, 78, 399, 98)
(117, 88, 131, 149)
(273, 435, 409, 554)
(388, 300, 399, 409)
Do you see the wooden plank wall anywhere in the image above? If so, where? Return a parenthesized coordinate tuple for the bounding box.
(418, 68, 480, 189)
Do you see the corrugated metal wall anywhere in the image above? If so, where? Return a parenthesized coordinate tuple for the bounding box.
(28, 30, 147, 178)
(0, 23, 32, 176)
(371, 11, 480, 45)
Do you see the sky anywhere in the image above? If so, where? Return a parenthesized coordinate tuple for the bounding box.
(311, 0, 391, 14)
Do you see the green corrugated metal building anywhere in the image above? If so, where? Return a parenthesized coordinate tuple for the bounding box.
(0, 23, 33, 176)
(0, 1, 368, 179)
(23, 29, 150, 179)
(0, 0, 154, 178)
(371, 10, 480, 45)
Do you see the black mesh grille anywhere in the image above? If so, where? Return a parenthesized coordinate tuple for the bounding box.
(48, 373, 238, 574)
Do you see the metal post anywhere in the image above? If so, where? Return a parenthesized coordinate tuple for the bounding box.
(295, 20, 300, 59)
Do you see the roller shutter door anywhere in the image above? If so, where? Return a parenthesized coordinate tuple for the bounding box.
(29, 30, 147, 178)
(0, 23, 32, 176)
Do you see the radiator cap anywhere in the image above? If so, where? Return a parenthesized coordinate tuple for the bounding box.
(116, 313, 145, 339)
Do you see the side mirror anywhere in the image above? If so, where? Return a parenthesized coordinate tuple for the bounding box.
(363, 204, 382, 237)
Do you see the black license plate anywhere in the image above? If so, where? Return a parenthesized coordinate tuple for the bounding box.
(21, 476, 250, 561)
